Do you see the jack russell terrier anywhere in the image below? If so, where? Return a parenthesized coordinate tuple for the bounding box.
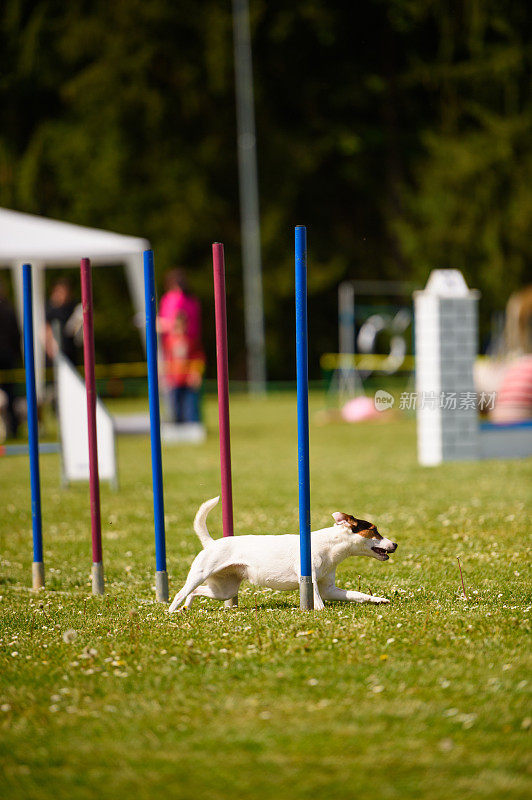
(168, 497, 397, 612)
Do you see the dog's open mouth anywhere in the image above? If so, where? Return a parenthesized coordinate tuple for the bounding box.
(371, 546, 390, 561)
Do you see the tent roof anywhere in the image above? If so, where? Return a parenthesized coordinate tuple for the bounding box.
(0, 207, 149, 265)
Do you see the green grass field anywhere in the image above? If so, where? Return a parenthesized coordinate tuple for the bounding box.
(1, 393, 531, 800)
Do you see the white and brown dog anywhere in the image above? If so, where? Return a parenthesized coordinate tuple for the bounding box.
(168, 497, 397, 612)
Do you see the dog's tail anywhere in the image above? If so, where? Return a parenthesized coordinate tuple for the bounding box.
(193, 496, 220, 548)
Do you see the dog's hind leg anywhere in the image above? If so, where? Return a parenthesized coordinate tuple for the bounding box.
(320, 585, 390, 604)
(182, 585, 218, 610)
(182, 574, 241, 610)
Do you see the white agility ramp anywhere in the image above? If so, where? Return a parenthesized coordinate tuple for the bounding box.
(55, 352, 118, 487)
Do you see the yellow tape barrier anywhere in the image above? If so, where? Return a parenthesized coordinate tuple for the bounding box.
(0, 362, 148, 382)
(320, 353, 416, 372)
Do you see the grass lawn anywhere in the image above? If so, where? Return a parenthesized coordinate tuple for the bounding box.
(1, 392, 530, 800)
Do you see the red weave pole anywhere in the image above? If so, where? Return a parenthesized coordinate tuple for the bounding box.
(80, 258, 103, 565)
(212, 243, 234, 538)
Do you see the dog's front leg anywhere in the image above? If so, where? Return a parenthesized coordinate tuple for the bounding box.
(320, 586, 390, 605)
(311, 570, 325, 610)
(313, 583, 325, 611)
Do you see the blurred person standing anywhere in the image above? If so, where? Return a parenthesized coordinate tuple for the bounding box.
(163, 310, 205, 422)
(0, 278, 22, 439)
(157, 268, 201, 343)
(491, 355, 532, 423)
(158, 268, 204, 423)
(45, 278, 82, 364)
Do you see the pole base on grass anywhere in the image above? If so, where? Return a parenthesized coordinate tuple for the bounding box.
(299, 576, 314, 610)
(224, 596, 238, 609)
(155, 570, 169, 603)
(91, 562, 105, 595)
(32, 562, 45, 590)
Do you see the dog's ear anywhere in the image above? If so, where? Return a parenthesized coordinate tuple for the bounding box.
(332, 512, 357, 526)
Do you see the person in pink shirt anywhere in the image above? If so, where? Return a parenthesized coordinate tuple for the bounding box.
(158, 268, 201, 345)
(157, 269, 203, 423)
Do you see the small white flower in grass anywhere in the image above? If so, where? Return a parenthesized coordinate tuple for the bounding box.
(438, 738, 454, 752)
(521, 717, 531, 730)
(386, 638, 395, 645)
(219, 648, 229, 654)
(49, 705, 59, 713)
(307, 678, 319, 686)
(443, 708, 459, 718)
(1, 704, 11, 712)
(440, 680, 451, 689)
(50, 694, 61, 702)
(396, 623, 402, 628)
(372, 685, 384, 694)
(11, 652, 18, 657)
(62, 629, 77, 644)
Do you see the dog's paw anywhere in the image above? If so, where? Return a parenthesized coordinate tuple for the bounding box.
(370, 596, 390, 604)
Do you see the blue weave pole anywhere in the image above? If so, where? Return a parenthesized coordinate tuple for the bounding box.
(295, 226, 313, 610)
(22, 264, 45, 590)
(143, 250, 169, 602)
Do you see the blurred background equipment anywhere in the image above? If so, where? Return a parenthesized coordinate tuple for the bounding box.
(322, 279, 416, 409)
(55, 350, 117, 488)
(415, 270, 479, 465)
(0, 208, 149, 398)
(415, 270, 532, 464)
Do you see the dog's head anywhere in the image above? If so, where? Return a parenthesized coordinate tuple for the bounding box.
(332, 512, 397, 561)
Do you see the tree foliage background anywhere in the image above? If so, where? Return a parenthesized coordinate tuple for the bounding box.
(1, 0, 530, 377)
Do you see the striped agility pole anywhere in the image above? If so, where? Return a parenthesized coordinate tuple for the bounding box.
(212, 243, 237, 608)
(22, 263, 45, 590)
(80, 258, 104, 595)
(295, 226, 313, 610)
(143, 249, 169, 603)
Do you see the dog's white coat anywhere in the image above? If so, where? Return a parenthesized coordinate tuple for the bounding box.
(169, 497, 397, 612)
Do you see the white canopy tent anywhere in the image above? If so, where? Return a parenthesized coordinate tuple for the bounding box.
(0, 207, 149, 397)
